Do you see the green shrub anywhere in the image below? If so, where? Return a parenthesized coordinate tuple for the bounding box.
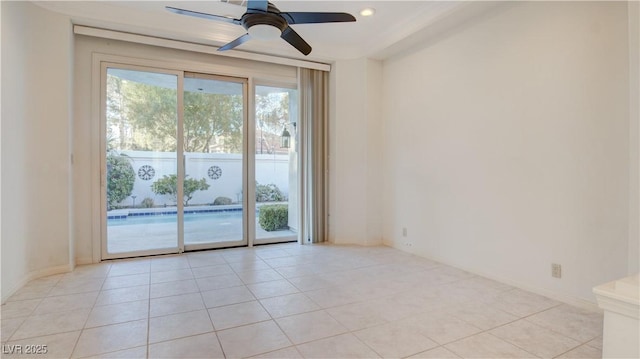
(141, 197, 155, 208)
(213, 196, 233, 205)
(151, 174, 210, 206)
(106, 153, 135, 210)
(258, 204, 288, 231)
(256, 182, 284, 202)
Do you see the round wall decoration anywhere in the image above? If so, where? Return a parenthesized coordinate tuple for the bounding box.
(137, 165, 156, 180)
(208, 165, 222, 180)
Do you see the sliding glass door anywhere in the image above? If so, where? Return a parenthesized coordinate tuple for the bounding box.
(254, 85, 299, 244)
(103, 67, 180, 257)
(183, 73, 247, 250)
(102, 64, 298, 259)
(103, 67, 249, 258)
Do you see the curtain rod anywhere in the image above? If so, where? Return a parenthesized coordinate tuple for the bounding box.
(73, 25, 331, 72)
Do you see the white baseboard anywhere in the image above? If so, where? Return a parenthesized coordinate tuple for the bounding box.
(328, 238, 384, 247)
(75, 257, 95, 265)
(364, 238, 384, 246)
(383, 240, 602, 313)
(1, 264, 72, 304)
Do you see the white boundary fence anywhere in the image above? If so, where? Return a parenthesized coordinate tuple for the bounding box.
(118, 150, 290, 207)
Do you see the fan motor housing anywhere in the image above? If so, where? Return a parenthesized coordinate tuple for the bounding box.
(241, 12, 288, 33)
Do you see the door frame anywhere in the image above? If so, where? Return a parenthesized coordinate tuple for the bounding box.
(182, 71, 250, 252)
(252, 81, 301, 246)
(100, 62, 184, 260)
(100, 64, 254, 259)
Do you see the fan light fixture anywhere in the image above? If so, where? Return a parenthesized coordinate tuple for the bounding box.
(166, 1, 356, 56)
(248, 24, 281, 40)
(360, 8, 376, 17)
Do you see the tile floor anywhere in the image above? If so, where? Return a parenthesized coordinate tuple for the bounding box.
(1, 243, 604, 358)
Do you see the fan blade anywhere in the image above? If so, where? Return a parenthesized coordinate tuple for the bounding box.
(166, 6, 240, 25)
(281, 26, 311, 56)
(218, 33, 251, 51)
(247, 0, 268, 12)
(281, 12, 356, 24)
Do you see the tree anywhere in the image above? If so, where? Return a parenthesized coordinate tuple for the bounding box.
(151, 174, 210, 206)
(255, 90, 293, 154)
(256, 91, 290, 133)
(183, 91, 243, 153)
(106, 73, 244, 153)
(106, 153, 135, 210)
(122, 80, 178, 152)
(106, 73, 293, 155)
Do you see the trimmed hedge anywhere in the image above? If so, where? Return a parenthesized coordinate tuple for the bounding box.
(106, 153, 135, 210)
(256, 182, 285, 202)
(141, 197, 155, 208)
(213, 196, 233, 205)
(258, 204, 288, 231)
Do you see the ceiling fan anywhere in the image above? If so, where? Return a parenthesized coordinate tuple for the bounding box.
(166, 0, 356, 56)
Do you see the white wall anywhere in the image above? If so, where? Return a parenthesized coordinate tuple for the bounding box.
(381, 1, 630, 304)
(1, 1, 73, 302)
(329, 58, 383, 246)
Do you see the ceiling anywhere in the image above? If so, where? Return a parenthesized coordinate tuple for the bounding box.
(35, 1, 468, 62)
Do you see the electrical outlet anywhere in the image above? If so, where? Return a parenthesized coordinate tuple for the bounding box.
(552, 263, 562, 278)
(402, 227, 407, 237)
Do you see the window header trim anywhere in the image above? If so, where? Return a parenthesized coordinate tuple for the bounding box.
(74, 25, 331, 72)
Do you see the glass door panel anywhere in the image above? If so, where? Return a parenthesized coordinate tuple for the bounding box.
(105, 67, 179, 256)
(183, 73, 247, 249)
(255, 85, 299, 244)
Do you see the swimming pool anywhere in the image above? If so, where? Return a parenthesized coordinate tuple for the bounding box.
(107, 206, 251, 226)
(107, 209, 248, 226)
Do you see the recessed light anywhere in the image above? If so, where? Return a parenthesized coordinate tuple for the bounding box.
(360, 8, 376, 17)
